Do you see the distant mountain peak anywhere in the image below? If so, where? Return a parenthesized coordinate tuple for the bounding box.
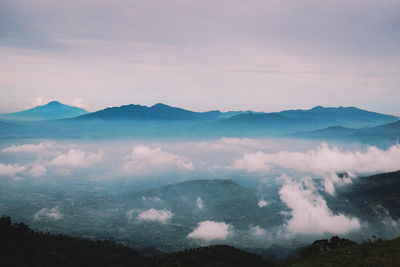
(311, 105, 325, 110)
(77, 102, 202, 121)
(45, 101, 63, 106)
(310, 105, 361, 111)
(152, 103, 169, 107)
(0, 101, 88, 121)
(151, 103, 175, 110)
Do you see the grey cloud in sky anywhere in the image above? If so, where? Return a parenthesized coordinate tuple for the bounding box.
(3, 0, 400, 55)
(0, 0, 399, 114)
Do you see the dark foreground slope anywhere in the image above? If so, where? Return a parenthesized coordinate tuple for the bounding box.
(2, 215, 400, 267)
(0, 216, 271, 267)
(156, 246, 271, 267)
(0, 216, 149, 267)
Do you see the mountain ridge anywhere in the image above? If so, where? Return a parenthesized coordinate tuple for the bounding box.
(76, 103, 204, 121)
(290, 120, 400, 144)
(0, 102, 398, 141)
(74, 103, 397, 126)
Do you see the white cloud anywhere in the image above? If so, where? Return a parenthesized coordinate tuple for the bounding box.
(194, 138, 267, 152)
(2, 143, 53, 153)
(258, 199, 269, 208)
(230, 143, 400, 175)
(249, 225, 267, 237)
(231, 143, 400, 194)
(0, 163, 26, 177)
(196, 197, 204, 209)
(51, 149, 103, 168)
(28, 163, 47, 177)
(34, 207, 62, 221)
(31, 97, 47, 107)
(230, 151, 272, 172)
(71, 98, 90, 109)
(187, 221, 233, 241)
(137, 208, 174, 223)
(231, 143, 400, 175)
(0, 161, 46, 179)
(323, 172, 355, 195)
(142, 196, 162, 203)
(279, 175, 361, 235)
(126, 209, 139, 220)
(123, 146, 194, 173)
(2, 143, 105, 177)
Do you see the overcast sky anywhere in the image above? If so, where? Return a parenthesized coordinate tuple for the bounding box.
(1, 0, 399, 114)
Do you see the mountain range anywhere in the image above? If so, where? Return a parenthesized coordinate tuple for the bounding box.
(1, 101, 397, 126)
(0, 101, 398, 143)
(74, 103, 397, 128)
(75, 103, 267, 121)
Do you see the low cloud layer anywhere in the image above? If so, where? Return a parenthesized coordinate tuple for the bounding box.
(2, 143, 53, 153)
(196, 197, 204, 209)
(123, 146, 194, 173)
(28, 163, 47, 177)
(0, 163, 26, 177)
(0, 144, 105, 179)
(0, 161, 48, 179)
(279, 175, 361, 235)
(1, 138, 398, 251)
(187, 221, 233, 241)
(51, 149, 103, 168)
(231, 143, 400, 176)
(137, 208, 174, 223)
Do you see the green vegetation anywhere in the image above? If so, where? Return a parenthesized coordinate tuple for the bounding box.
(286, 237, 400, 267)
